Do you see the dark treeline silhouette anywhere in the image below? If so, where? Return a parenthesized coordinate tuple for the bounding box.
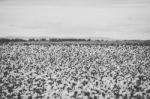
(49, 38, 88, 42)
(28, 38, 35, 41)
(28, 38, 89, 42)
(0, 38, 26, 44)
(0, 38, 150, 45)
(29, 38, 47, 41)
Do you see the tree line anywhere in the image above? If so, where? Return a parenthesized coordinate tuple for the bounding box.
(0, 38, 26, 43)
(0, 38, 150, 45)
(0, 38, 91, 42)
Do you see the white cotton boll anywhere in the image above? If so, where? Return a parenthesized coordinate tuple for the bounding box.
(82, 96, 89, 99)
(134, 92, 143, 97)
(97, 94, 104, 99)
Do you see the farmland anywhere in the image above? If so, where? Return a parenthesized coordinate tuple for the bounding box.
(0, 42, 150, 99)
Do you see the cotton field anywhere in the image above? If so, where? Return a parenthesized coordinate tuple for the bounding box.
(0, 43, 150, 99)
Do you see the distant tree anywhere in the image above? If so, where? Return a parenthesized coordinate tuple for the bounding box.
(28, 38, 35, 41)
(49, 38, 57, 42)
(11, 38, 26, 42)
(0, 38, 26, 44)
(35, 39, 39, 41)
(96, 40, 100, 42)
(40, 38, 46, 41)
(87, 39, 91, 41)
(0, 38, 10, 43)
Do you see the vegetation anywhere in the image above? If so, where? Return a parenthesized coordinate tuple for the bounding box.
(1, 43, 150, 99)
(0, 38, 150, 46)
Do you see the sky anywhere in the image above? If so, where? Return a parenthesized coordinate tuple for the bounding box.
(0, 0, 150, 40)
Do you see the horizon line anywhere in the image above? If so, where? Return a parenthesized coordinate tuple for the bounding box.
(0, 36, 150, 41)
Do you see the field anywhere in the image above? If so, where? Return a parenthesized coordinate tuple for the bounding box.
(0, 42, 150, 99)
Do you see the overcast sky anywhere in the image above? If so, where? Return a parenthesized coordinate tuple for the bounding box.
(0, 0, 150, 40)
